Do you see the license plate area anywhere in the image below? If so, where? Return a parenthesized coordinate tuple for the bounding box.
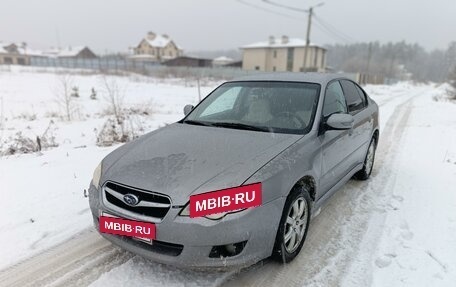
(100, 211, 156, 244)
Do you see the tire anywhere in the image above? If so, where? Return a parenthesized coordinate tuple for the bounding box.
(354, 137, 377, 180)
(272, 186, 311, 263)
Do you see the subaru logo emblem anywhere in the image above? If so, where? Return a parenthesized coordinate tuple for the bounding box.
(123, 194, 139, 206)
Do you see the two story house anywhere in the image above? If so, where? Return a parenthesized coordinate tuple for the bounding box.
(132, 32, 183, 62)
(241, 36, 327, 72)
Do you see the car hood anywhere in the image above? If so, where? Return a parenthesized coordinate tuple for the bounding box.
(102, 123, 301, 204)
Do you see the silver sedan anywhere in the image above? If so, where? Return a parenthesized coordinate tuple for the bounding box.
(88, 73, 379, 268)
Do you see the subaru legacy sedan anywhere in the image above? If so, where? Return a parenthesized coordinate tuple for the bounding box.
(88, 73, 379, 268)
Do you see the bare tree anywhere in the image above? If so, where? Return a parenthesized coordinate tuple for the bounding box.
(54, 74, 75, 121)
(0, 96, 4, 130)
(449, 67, 456, 100)
(96, 76, 129, 145)
(101, 76, 125, 125)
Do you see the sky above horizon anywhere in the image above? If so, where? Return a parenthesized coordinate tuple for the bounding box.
(0, 0, 454, 54)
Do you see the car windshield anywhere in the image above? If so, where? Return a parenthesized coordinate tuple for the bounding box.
(183, 81, 320, 134)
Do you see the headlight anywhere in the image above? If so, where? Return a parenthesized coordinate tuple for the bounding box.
(92, 161, 102, 188)
(179, 203, 244, 220)
(179, 203, 190, 216)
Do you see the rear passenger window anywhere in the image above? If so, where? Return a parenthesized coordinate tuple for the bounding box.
(340, 80, 365, 113)
(323, 81, 347, 117)
(355, 84, 368, 106)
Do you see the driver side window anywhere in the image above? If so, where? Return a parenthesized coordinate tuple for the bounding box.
(323, 81, 348, 117)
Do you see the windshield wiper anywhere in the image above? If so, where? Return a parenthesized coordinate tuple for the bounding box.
(183, 120, 213, 127)
(211, 122, 270, 132)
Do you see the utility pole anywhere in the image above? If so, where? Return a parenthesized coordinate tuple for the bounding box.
(302, 3, 324, 72)
(261, 1, 324, 72)
(302, 7, 313, 72)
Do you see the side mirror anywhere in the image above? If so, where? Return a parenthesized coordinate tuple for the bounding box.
(325, 113, 354, 130)
(183, 104, 194, 116)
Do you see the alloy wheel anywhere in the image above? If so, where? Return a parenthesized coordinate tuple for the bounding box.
(283, 197, 308, 253)
(365, 141, 375, 174)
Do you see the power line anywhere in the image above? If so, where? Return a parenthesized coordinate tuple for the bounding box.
(312, 17, 352, 43)
(314, 15, 355, 41)
(261, 0, 309, 13)
(313, 14, 357, 43)
(235, 0, 305, 21)
(261, 0, 355, 44)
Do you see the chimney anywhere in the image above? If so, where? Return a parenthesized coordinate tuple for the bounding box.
(281, 35, 289, 44)
(269, 36, 275, 45)
(147, 31, 156, 40)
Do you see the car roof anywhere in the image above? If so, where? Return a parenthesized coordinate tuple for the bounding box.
(230, 72, 348, 85)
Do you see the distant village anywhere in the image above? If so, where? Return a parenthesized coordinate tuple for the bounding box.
(0, 31, 329, 74)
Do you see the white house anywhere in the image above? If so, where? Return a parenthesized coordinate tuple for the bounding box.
(241, 36, 327, 72)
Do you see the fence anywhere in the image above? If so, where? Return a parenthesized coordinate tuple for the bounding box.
(5, 57, 387, 84)
(29, 57, 250, 80)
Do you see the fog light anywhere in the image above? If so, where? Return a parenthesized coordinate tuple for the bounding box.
(209, 241, 247, 258)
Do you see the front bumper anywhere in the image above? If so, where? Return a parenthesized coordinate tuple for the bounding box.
(88, 183, 285, 268)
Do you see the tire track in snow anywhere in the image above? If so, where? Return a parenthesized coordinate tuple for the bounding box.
(223, 90, 422, 287)
(0, 229, 132, 287)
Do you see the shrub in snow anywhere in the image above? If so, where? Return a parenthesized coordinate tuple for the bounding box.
(71, 86, 80, 98)
(95, 76, 147, 146)
(16, 112, 37, 121)
(1, 121, 58, 155)
(95, 117, 142, 147)
(448, 67, 456, 100)
(54, 74, 81, 121)
(90, 87, 97, 100)
(126, 102, 155, 116)
(2, 132, 38, 155)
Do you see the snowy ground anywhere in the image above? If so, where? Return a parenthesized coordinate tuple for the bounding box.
(370, 86, 456, 286)
(1, 67, 455, 286)
(0, 66, 217, 269)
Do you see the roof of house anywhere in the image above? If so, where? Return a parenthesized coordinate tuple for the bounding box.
(143, 34, 183, 50)
(0, 42, 95, 58)
(241, 38, 326, 50)
(20, 48, 44, 56)
(56, 46, 86, 57)
(43, 46, 93, 58)
(45, 46, 81, 57)
(145, 34, 170, 48)
(213, 56, 234, 62)
(0, 42, 44, 56)
(0, 42, 18, 53)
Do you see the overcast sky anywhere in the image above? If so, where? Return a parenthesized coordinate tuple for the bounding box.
(0, 0, 454, 54)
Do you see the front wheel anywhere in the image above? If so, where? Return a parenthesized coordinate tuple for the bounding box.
(354, 137, 377, 180)
(272, 187, 311, 263)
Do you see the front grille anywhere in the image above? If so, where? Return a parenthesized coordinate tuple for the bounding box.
(129, 238, 183, 256)
(96, 217, 183, 256)
(103, 181, 171, 220)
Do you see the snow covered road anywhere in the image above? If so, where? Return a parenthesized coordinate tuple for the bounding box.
(223, 83, 422, 287)
(1, 70, 455, 287)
